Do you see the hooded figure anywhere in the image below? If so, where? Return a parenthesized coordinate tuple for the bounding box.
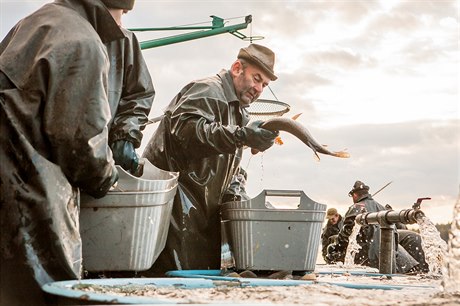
(142, 44, 279, 274)
(0, 0, 127, 304)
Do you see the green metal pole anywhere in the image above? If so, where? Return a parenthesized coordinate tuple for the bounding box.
(138, 15, 251, 50)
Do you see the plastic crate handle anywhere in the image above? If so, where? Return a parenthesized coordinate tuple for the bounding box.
(264, 190, 303, 197)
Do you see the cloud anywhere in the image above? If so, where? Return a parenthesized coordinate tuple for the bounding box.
(366, 11, 421, 34)
(393, 0, 459, 20)
(304, 47, 377, 70)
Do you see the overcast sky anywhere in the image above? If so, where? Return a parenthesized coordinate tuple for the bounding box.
(1, 0, 459, 224)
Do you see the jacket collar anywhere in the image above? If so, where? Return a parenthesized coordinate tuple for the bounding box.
(218, 69, 251, 125)
(218, 69, 239, 104)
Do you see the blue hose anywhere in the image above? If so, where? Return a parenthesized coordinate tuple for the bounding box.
(42, 273, 437, 305)
(166, 270, 436, 290)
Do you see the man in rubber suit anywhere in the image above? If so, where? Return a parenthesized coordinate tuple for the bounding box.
(142, 44, 279, 275)
(326, 181, 428, 273)
(104, 0, 155, 174)
(0, 0, 139, 304)
(321, 208, 344, 263)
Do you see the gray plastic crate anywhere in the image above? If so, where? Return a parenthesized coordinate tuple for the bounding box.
(221, 190, 326, 272)
(80, 160, 178, 272)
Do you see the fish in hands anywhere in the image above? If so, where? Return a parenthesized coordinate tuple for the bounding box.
(251, 117, 350, 161)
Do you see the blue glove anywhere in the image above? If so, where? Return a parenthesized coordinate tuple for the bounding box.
(110, 140, 139, 174)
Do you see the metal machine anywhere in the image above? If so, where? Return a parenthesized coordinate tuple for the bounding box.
(355, 197, 431, 274)
(130, 15, 256, 50)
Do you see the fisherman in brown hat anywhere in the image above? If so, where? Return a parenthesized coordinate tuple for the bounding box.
(321, 208, 344, 263)
(142, 43, 279, 275)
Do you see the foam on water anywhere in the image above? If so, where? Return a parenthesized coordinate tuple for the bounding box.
(417, 215, 448, 276)
(442, 188, 460, 293)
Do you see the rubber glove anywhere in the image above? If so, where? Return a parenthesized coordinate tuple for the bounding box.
(110, 140, 139, 174)
(326, 243, 345, 263)
(89, 167, 119, 199)
(235, 120, 279, 152)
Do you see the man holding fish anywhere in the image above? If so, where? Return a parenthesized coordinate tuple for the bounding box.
(142, 44, 280, 274)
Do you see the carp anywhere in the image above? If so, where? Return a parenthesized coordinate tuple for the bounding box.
(251, 117, 350, 160)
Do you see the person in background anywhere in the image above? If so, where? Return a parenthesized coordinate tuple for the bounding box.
(321, 208, 343, 263)
(0, 0, 138, 304)
(142, 43, 279, 275)
(326, 180, 428, 273)
(104, 0, 155, 174)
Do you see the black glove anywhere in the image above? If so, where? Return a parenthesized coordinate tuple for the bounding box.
(110, 140, 139, 174)
(235, 120, 279, 152)
(326, 243, 345, 263)
(88, 166, 119, 199)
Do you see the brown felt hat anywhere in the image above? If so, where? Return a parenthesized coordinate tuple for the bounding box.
(101, 0, 135, 10)
(238, 43, 277, 81)
(326, 208, 338, 219)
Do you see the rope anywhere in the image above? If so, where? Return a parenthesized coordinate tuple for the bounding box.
(267, 85, 279, 101)
(170, 15, 247, 28)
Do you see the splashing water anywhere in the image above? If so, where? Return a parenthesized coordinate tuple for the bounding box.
(442, 188, 460, 293)
(344, 223, 362, 267)
(417, 215, 448, 276)
(259, 153, 264, 183)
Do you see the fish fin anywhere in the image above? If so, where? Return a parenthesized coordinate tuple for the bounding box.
(274, 136, 284, 145)
(291, 113, 302, 120)
(313, 151, 321, 162)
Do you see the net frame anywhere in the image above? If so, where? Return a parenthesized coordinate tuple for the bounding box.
(246, 99, 291, 121)
(146, 99, 291, 125)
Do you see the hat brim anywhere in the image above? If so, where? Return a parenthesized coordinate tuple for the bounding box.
(238, 49, 278, 81)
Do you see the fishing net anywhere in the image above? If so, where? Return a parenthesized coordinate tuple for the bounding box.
(146, 99, 290, 125)
(246, 99, 290, 121)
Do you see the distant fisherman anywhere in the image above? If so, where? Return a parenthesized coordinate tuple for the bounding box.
(321, 208, 344, 264)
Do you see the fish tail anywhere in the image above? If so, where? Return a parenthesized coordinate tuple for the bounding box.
(333, 151, 350, 158)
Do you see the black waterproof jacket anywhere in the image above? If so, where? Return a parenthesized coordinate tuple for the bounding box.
(143, 69, 249, 273)
(105, 28, 155, 147)
(321, 215, 343, 262)
(0, 0, 121, 302)
(335, 195, 384, 266)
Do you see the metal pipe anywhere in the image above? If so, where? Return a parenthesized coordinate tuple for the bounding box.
(355, 209, 425, 227)
(380, 227, 394, 274)
(355, 198, 430, 274)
